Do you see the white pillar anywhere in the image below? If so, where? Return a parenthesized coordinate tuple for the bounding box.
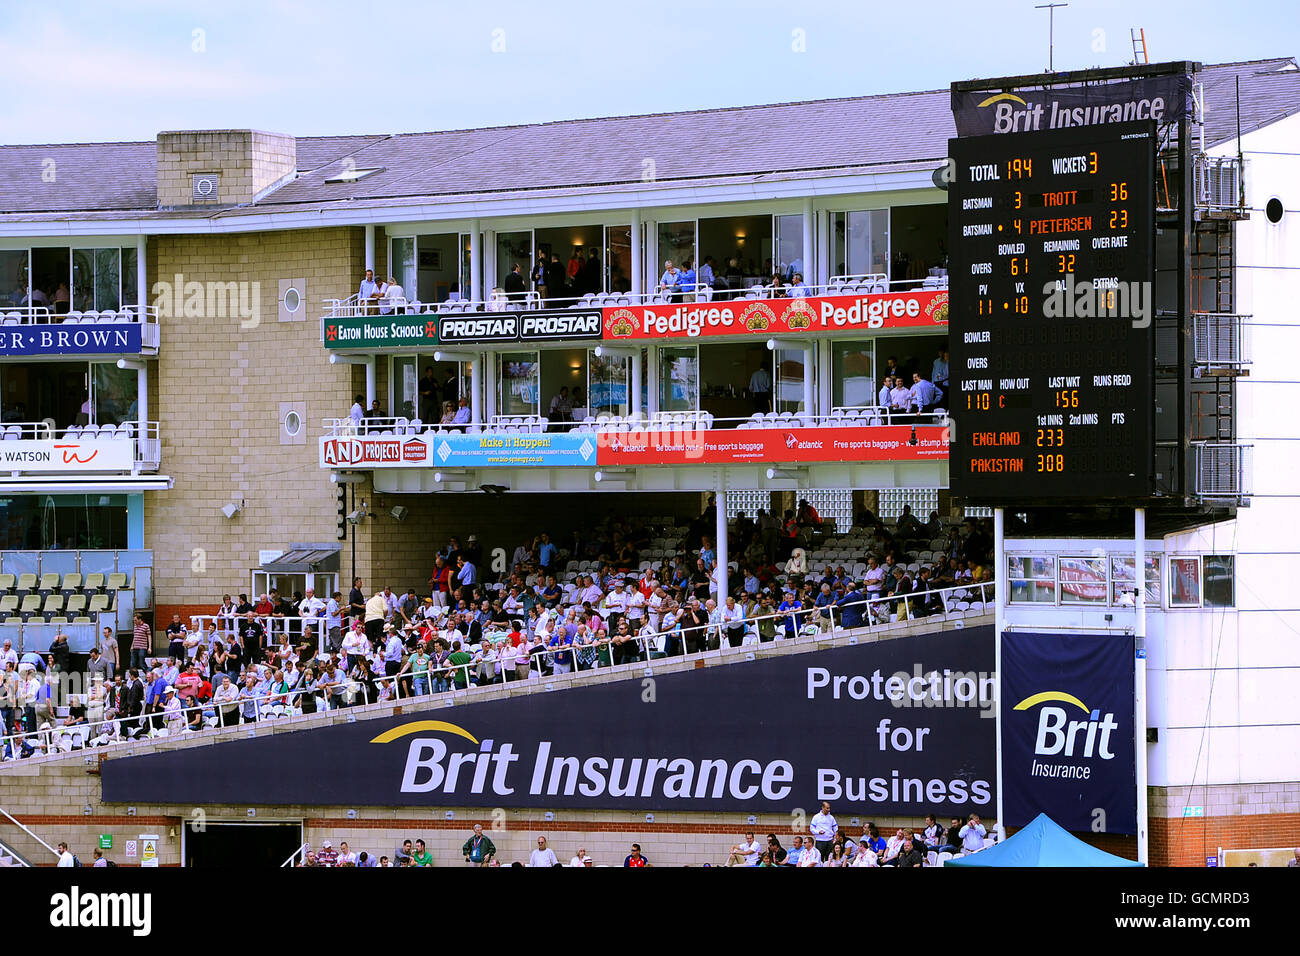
(364, 224, 376, 273)
(802, 343, 815, 417)
(470, 356, 482, 431)
(365, 357, 376, 407)
(820, 210, 833, 285)
(136, 366, 148, 425)
(469, 220, 482, 303)
(1135, 507, 1149, 865)
(485, 230, 497, 294)
(645, 219, 657, 293)
(802, 197, 814, 287)
(630, 209, 643, 297)
(715, 489, 728, 600)
(646, 345, 659, 416)
(630, 349, 643, 418)
(993, 506, 1006, 845)
(484, 352, 498, 423)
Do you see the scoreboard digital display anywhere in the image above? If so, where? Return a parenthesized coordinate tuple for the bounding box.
(948, 122, 1155, 502)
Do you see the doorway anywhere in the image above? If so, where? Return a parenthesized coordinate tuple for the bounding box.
(184, 821, 303, 868)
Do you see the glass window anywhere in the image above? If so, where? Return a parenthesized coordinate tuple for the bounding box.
(460, 233, 472, 300)
(121, 247, 138, 309)
(657, 222, 695, 288)
(0, 250, 29, 306)
(589, 350, 628, 417)
(72, 249, 94, 310)
(1008, 555, 1056, 603)
(1169, 557, 1201, 607)
(1058, 556, 1108, 604)
(391, 238, 417, 305)
(496, 231, 532, 291)
(775, 215, 805, 283)
(0, 498, 128, 550)
(392, 356, 417, 420)
(499, 352, 539, 417)
(659, 346, 698, 412)
(837, 209, 889, 277)
(605, 225, 630, 294)
(1110, 555, 1161, 606)
(773, 348, 808, 414)
(831, 340, 874, 408)
(94, 248, 121, 311)
(92, 363, 137, 425)
(1203, 555, 1235, 608)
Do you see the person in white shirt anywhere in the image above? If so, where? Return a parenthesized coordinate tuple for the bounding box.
(809, 801, 838, 858)
(581, 577, 603, 607)
(451, 397, 472, 424)
(959, 815, 987, 854)
(881, 827, 907, 864)
(56, 841, 75, 867)
(787, 273, 811, 297)
(529, 836, 559, 867)
(728, 832, 762, 866)
(890, 380, 911, 412)
(337, 841, 357, 866)
(569, 848, 593, 867)
(379, 276, 405, 314)
(349, 395, 365, 429)
(624, 584, 646, 629)
(797, 842, 822, 867)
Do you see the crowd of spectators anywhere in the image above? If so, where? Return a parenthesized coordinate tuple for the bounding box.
(0, 504, 993, 757)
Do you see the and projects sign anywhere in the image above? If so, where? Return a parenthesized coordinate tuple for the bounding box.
(101, 627, 996, 815)
(602, 290, 948, 341)
(0, 324, 143, 356)
(596, 424, 949, 466)
(0, 438, 134, 473)
(1000, 631, 1137, 834)
(320, 432, 597, 468)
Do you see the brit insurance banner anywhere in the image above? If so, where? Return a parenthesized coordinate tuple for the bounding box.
(597, 424, 949, 467)
(0, 324, 142, 356)
(0, 438, 134, 473)
(602, 290, 948, 341)
(320, 432, 597, 468)
(1000, 631, 1137, 834)
(952, 75, 1191, 137)
(101, 627, 995, 814)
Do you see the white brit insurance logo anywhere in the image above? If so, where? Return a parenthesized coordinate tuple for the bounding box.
(436, 440, 452, 463)
(579, 439, 594, 461)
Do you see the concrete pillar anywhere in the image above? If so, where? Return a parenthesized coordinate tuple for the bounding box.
(715, 489, 728, 600)
(365, 357, 376, 407)
(802, 197, 815, 288)
(630, 209, 643, 297)
(470, 356, 482, 431)
(484, 352, 498, 423)
(646, 345, 659, 416)
(630, 349, 643, 418)
(136, 366, 148, 425)
(469, 220, 481, 303)
(485, 230, 497, 293)
(364, 224, 376, 273)
(803, 343, 815, 417)
(645, 219, 657, 293)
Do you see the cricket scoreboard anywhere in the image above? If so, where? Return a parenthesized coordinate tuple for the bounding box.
(948, 121, 1155, 502)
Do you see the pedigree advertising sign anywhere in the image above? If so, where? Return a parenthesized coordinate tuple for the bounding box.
(602, 290, 948, 340)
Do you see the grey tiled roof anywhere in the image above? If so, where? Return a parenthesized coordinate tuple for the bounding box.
(0, 58, 1295, 220)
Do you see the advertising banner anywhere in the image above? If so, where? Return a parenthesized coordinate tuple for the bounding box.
(602, 290, 948, 341)
(320, 432, 598, 468)
(101, 627, 996, 815)
(1000, 631, 1137, 834)
(0, 438, 134, 473)
(952, 75, 1191, 137)
(323, 315, 438, 349)
(597, 424, 949, 466)
(0, 324, 143, 356)
(437, 309, 602, 345)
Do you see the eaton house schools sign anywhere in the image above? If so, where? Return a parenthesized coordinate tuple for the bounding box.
(0, 324, 142, 356)
(101, 628, 995, 815)
(323, 316, 438, 349)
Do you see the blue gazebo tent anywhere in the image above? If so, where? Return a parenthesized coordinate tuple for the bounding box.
(944, 813, 1143, 867)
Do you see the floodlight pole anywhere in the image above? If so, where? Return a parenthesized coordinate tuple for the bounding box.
(1035, 2, 1068, 72)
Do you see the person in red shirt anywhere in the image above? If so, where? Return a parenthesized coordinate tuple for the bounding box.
(316, 840, 338, 867)
(254, 593, 274, 617)
(623, 843, 649, 867)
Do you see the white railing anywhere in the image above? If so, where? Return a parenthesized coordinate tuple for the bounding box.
(0, 305, 160, 350)
(0, 420, 161, 473)
(319, 275, 949, 326)
(0, 806, 60, 862)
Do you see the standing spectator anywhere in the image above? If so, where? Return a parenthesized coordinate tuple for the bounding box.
(463, 824, 495, 866)
(810, 801, 838, 860)
(347, 578, 365, 629)
(130, 615, 151, 671)
(959, 814, 987, 855)
(165, 614, 187, 662)
(212, 675, 240, 728)
(56, 841, 76, 867)
(99, 628, 118, 679)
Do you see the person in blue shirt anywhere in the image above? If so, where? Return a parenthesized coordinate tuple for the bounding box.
(676, 260, 697, 299)
(777, 591, 804, 639)
(783, 835, 805, 867)
(538, 533, 557, 571)
(699, 536, 716, 572)
(814, 583, 837, 632)
(547, 626, 574, 674)
(698, 256, 716, 291)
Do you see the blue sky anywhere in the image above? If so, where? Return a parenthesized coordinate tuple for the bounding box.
(4, 0, 1298, 143)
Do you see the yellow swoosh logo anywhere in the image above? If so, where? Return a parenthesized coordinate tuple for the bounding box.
(978, 92, 1027, 108)
(1013, 691, 1090, 713)
(370, 721, 480, 745)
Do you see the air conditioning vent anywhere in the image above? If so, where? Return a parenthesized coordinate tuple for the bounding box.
(192, 173, 220, 202)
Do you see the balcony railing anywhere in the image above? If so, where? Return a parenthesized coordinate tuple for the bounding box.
(321, 272, 949, 325)
(1193, 441, 1252, 503)
(1192, 155, 1246, 215)
(0, 305, 160, 352)
(0, 421, 161, 473)
(1192, 312, 1251, 370)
